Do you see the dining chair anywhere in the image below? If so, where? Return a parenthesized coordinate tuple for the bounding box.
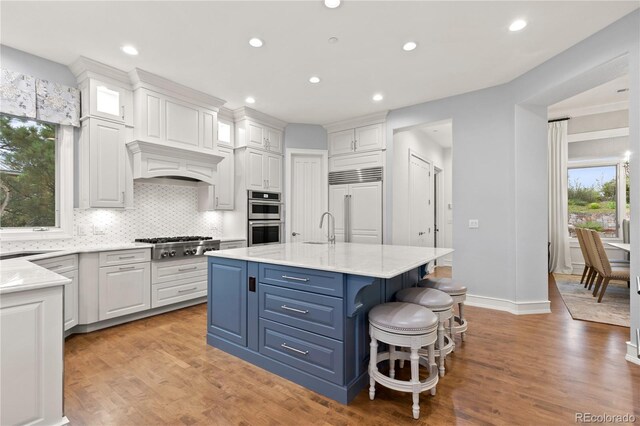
(575, 228, 595, 287)
(587, 230, 630, 303)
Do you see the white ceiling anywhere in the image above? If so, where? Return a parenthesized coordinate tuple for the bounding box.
(548, 75, 630, 116)
(1, 1, 638, 124)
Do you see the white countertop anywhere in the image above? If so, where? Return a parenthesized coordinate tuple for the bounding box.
(606, 242, 631, 252)
(205, 242, 454, 279)
(0, 243, 154, 262)
(0, 259, 71, 295)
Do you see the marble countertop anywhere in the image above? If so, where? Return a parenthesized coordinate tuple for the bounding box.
(205, 242, 454, 279)
(0, 259, 71, 295)
(0, 243, 154, 263)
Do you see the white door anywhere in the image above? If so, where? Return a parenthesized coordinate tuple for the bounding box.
(246, 149, 265, 190)
(409, 154, 432, 247)
(89, 119, 125, 208)
(329, 184, 348, 242)
(288, 152, 327, 242)
(349, 181, 382, 244)
(265, 153, 282, 191)
(328, 129, 355, 156)
(355, 124, 382, 152)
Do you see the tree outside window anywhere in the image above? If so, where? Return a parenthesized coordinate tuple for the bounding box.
(0, 114, 57, 228)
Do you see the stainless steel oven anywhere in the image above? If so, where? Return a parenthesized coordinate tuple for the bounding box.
(248, 191, 282, 220)
(248, 221, 283, 246)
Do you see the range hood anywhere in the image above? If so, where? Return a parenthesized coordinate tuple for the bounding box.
(127, 140, 224, 185)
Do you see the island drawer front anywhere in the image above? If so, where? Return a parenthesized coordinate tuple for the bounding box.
(151, 276, 207, 308)
(32, 254, 78, 274)
(259, 264, 343, 297)
(99, 249, 150, 267)
(259, 284, 344, 340)
(259, 319, 343, 385)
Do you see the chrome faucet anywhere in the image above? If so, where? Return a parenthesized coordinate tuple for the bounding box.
(319, 212, 336, 245)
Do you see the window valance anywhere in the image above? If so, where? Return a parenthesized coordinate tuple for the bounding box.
(0, 68, 80, 127)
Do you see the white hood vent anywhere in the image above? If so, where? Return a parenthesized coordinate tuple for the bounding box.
(127, 140, 224, 185)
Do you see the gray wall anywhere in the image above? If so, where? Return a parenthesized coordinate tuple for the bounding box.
(1, 44, 76, 86)
(385, 7, 639, 330)
(284, 124, 327, 150)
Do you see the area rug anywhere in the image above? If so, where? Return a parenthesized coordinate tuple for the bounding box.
(554, 274, 630, 327)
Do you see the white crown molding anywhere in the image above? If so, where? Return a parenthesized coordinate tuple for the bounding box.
(323, 111, 388, 134)
(129, 68, 226, 110)
(69, 56, 131, 87)
(549, 100, 629, 119)
(218, 106, 234, 121)
(232, 106, 287, 130)
(465, 294, 551, 315)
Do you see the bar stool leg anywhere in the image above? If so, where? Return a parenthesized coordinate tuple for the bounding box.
(428, 343, 437, 396)
(437, 320, 445, 377)
(369, 335, 378, 400)
(449, 314, 456, 352)
(459, 302, 466, 341)
(410, 346, 420, 420)
(389, 345, 396, 379)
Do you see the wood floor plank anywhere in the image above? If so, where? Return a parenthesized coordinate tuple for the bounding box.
(64, 271, 640, 425)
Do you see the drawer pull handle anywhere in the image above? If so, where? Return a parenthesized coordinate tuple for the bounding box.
(119, 266, 136, 271)
(178, 266, 198, 271)
(281, 305, 309, 314)
(178, 287, 198, 293)
(281, 275, 309, 282)
(281, 343, 309, 356)
(119, 255, 136, 259)
(49, 265, 64, 269)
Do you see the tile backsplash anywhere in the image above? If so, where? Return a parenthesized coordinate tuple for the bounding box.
(1, 182, 224, 252)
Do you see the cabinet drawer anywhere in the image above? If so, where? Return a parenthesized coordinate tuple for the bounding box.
(220, 241, 246, 250)
(32, 254, 78, 274)
(152, 276, 207, 308)
(152, 258, 207, 285)
(259, 264, 343, 297)
(99, 249, 150, 267)
(259, 319, 343, 385)
(259, 284, 343, 340)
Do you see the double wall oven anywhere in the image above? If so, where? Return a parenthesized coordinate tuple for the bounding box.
(248, 190, 283, 246)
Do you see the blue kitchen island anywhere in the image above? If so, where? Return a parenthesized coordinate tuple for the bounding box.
(206, 242, 453, 404)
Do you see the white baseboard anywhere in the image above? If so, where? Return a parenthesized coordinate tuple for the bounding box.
(466, 294, 551, 315)
(626, 341, 640, 366)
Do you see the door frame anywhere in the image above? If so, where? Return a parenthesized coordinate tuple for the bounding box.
(408, 149, 433, 247)
(285, 148, 329, 242)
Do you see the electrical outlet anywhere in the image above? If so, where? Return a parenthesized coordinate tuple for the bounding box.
(93, 225, 106, 235)
(468, 219, 479, 229)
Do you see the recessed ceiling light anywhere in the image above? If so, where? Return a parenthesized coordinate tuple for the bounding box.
(245, 96, 256, 104)
(372, 93, 383, 102)
(121, 45, 138, 56)
(509, 19, 527, 32)
(249, 38, 264, 48)
(309, 76, 321, 84)
(328, 36, 339, 44)
(402, 41, 417, 52)
(324, 0, 340, 8)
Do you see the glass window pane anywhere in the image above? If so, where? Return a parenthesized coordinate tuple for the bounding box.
(96, 85, 120, 116)
(0, 115, 57, 228)
(218, 121, 231, 143)
(568, 165, 618, 238)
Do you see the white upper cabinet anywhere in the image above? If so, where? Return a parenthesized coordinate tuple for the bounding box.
(217, 111, 234, 147)
(328, 129, 356, 156)
(241, 148, 282, 191)
(233, 107, 286, 154)
(325, 112, 387, 157)
(198, 146, 235, 211)
(86, 79, 133, 126)
(265, 152, 282, 192)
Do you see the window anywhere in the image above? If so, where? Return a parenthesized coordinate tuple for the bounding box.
(568, 164, 627, 238)
(0, 114, 73, 240)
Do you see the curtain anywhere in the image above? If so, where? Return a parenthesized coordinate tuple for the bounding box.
(548, 120, 573, 274)
(0, 68, 80, 127)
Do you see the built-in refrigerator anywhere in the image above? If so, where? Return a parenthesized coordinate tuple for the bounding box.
(328, 167, 383, 244)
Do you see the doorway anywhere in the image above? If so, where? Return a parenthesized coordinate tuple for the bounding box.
(285, 149, 328, 243)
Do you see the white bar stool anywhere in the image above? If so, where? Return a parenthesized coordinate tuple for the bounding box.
(396, 287, 454, 377)
(419, 277, 468, 341)
(368, 302, 439, 420)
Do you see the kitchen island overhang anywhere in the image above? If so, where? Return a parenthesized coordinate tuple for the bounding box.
(206, 242, 454, 404)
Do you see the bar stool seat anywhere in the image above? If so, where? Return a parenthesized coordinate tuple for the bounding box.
(396, 288, 455, 376)
(368, 302, 439, 420)
(419, 277, 468, 341)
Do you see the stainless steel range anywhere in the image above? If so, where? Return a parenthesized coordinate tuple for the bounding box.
(134, 236, 220, 260)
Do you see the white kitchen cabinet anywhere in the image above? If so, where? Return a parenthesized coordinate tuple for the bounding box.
(60, 270, 79, 330)
(220, 240, 247, 250)
(234, 108, 286, 154)
(79, 78, 133, 126)
(328, 123, 384, 156)
(265, 127, 283, 153)
(78, 118, 126, 208)
(98, 262, 151, 320)
(1, 285, 66, 426)
(329, 181, 382, 244)
(243, 149, 282, 191)
(329, 150, 383, 172)
(198, 146, 235, 211)
(217, 115, 234, 147)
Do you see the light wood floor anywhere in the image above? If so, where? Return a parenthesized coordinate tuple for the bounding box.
(64, 270, 640, 425)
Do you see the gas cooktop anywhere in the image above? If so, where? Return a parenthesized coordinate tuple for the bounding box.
(135, 236, 214, 244)
(134, 236, 220, 260)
